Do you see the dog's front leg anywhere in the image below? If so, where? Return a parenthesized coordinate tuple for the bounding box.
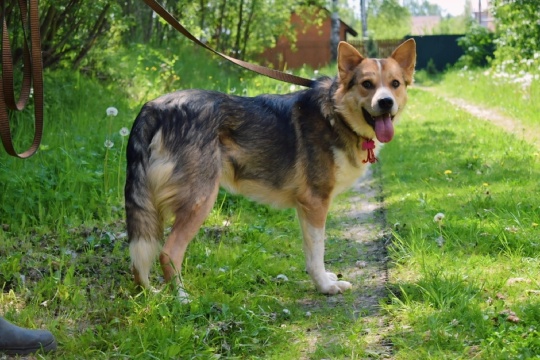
(297, 203, 352, 295)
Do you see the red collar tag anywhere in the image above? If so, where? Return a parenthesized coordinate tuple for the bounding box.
(361, 139, 377, 164)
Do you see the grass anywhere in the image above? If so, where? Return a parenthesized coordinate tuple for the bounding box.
(1, 41, 540, 358)
(426, 67, 540, 129)
(381, 87, 540, 359)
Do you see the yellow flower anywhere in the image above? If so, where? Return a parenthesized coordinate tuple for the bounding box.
(533, 222, 539, 228)
(483, 182, 489, 187)
(444, 170, 452, 175)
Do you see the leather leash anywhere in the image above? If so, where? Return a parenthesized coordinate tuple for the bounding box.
(143, 0, 315, 88)
(0, 0, 43, 158)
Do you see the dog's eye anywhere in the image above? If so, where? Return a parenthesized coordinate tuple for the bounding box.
(391, 80, 400, 88)
(361, 81, 374, 89)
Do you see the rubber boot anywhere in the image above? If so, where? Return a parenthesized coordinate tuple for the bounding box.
(0, 316, 57, 355)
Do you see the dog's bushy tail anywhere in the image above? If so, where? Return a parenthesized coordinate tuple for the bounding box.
(124, 104, 166, 287)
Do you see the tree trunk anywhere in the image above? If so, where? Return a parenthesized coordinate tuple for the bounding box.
(234, 0, 245, 57)
(330, 0, 340, 61)
(360, 0, 367, 39)
(241, 0, 257, 60)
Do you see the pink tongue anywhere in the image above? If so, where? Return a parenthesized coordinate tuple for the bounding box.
(374, 114, 394, 143)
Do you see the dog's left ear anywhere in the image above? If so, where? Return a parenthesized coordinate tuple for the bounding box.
(390, 39, 416, 85)
(337, 41, 364, 81)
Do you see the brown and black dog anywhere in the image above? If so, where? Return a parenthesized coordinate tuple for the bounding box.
(124, 40, 416, 300)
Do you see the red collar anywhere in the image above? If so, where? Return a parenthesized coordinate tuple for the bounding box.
(361, 138, 377, 164)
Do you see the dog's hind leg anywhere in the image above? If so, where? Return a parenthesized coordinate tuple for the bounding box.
(159, 180, 220, 302)
(126, 202, 163, 290)
(297, 198, 352, 295)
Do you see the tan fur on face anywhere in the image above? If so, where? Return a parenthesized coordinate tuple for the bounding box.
(333, 40, 416, 141)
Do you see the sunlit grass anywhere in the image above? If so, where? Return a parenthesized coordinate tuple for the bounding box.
(381, 88, 540, 359)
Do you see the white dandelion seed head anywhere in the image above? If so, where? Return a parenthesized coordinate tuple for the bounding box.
(282, 309, 290, 315)
(119, 127, 130, 137)
(433, 213, 445, 223)
(104, 139, 114, 148)
(106, 107, 118, 117)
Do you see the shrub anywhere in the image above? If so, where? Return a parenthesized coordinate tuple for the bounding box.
(457, 24, 495, 68)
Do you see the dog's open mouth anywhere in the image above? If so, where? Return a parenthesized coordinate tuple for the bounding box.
(362, 108, 394, 143)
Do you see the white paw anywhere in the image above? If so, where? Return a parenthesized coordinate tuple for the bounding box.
(317, 273, 352, 295)
(177, 287, 191, 304)
(326, 272, 338, 281)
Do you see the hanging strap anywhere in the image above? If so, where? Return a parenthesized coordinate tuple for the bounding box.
(0, 0, 44, 158)
(142, 0, 315, 88)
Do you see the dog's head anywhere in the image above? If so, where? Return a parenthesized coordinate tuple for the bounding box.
(333, 39, 416, 143)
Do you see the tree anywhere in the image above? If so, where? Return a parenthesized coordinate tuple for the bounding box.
(491, 0, 540, 65)
(3, 0, 120, 69)
(403, 0, 441, 16)
(367, 0, 411, 39)
(330, 0, 340, 61)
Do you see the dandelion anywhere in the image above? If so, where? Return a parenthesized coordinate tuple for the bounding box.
(433, 213, 445, 223)
(434, 213, 445, 247)
(119, 127, 130, 137)
(532, 222, 538, 228)
(483, 182, 489, 187)
(282, 309, 290, 316)
(117, 127, 130, 199)
(104, 139, 114, 148)
(444, 170, 452, 175)
(106, 107, 118, 117)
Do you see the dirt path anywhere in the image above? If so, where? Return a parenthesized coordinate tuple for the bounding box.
(420, 88, 540, 149)
(298, 166, 392, 359)
(340, 167, 392, 358)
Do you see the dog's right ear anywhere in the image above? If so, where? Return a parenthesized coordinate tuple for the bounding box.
(337, 41, 364, 81)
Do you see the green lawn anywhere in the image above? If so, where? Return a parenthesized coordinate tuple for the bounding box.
(382, 87, 540, 359)
(1, 45, 539, 358)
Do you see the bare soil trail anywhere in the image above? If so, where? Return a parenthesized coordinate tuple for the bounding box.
(299, 166, 393, 359)
(420, 87, 540, 149)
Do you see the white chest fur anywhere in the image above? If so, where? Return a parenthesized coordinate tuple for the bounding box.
(331, 147, 369, 198)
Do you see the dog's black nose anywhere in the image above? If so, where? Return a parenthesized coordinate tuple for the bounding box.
(378, 97, 394, 111)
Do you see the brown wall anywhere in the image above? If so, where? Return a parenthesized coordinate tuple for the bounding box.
(260, 12, 354, 70)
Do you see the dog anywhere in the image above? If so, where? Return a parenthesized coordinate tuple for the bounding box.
(124, 39, 416, 300)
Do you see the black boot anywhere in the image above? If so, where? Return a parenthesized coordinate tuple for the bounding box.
(0, 316, 57, 355)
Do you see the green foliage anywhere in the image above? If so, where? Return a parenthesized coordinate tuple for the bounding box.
(367, 0, 411, 39)
(457, 24, 495, 68)
(431, 14, 470, 35)
(38, 1, 121, 69)
(491, 0, 540, 66)
(425, 58, 438, 75)
(403, 0, 442, 16)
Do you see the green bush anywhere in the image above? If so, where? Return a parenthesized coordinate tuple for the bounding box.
(491, 0, 540, 67)
(457, 24, 495, 68)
